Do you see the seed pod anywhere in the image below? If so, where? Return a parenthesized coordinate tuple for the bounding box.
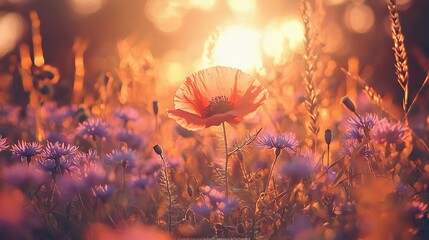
(341, 96, 356, 112)
(325, 129, 332, 145)
(236, 222, 245, 234)
(187, 185, 193, 197)
(39, 84, 52, 95)
(104, 72, 111, 85)
(152, 101, 159, 116)
(153, 144, 163, 155)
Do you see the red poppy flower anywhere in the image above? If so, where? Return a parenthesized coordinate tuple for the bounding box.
(167, 66, 269, 131)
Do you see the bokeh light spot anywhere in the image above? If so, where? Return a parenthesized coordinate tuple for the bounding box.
(189, 0, 216, 10)
(69, 0, 105, 15)
(0, 13, 24, 58)
(227, 0, 257, 14)
(344, 3, 375, 34)
(145, 0, 186, 33)
(263, 19, 304, 60)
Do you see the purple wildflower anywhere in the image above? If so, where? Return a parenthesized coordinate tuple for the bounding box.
(76, 118, 110, 141)
(45, 133, 69, 144)
(348, 113, 379, 130)
(92, 184, 115, 202)
(132, 175, 156, 190)
(142, 158, 162, 175)
(38, 155, 79, 178)
(344, 113, 379, 143)
(87, 149, 100, 162)
(372, 118, 408, 145)
(116, 129, 143, 149)
(3, 164, 48, 188)
(199, 185, 239, 213)
(343, 141, 373, 159)
(69, 150, 105, 186)
(167, 156, 184, 169)
(11, 141, 43, 164)
(114, 106, 140, 123)
(0, 105, 19, 124)
(0, 135, 9, 151)
(280, 149, 317, 180)
(42, 102, 74, 124)
(105, 148, 137, 171)
(42, 141, 78, 162)
(258, 132, 298, 154)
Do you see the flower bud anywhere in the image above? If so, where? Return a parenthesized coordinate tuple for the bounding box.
(325, 129, 332, 145)
(152, 101, 159, 116)
(153, 144, 163, 155)
(187, 185, 193, 197)
(104, 72, 111, 85)
(341, 96, 356, 112)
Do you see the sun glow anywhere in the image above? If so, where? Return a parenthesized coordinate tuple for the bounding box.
(211, 26, 262, 72)
(262, 19, 304, 61)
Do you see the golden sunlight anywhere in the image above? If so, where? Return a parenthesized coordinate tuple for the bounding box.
(262, 19, 304, 60)
(69, 0, 105, 15)
(212, 26, 262, 72)
(227, 0, 257, 14)
(0, 13, 24, 58)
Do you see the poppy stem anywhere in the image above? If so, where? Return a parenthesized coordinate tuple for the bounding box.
(222, 122, 229, 202)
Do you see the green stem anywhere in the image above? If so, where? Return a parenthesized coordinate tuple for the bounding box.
(265, 149, 280, 194)
(222, 122, 229, 201)
(327, 144, 330, 167)
(103, 203, 119, 229)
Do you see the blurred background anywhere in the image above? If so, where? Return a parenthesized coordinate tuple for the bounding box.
(0, 0, 428, 109)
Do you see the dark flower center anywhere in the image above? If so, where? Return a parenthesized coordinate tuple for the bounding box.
(204, 96, 233, 117)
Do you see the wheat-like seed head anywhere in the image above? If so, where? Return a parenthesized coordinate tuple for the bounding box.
(387, 0, 409, 115)
(301, 0, 321, 145)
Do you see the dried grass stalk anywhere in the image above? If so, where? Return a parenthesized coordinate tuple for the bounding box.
(387, 0, 409, 117)
(301, 0, 320, 146)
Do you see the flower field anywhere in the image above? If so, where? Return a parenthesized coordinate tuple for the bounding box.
(0, 0, 428, 239)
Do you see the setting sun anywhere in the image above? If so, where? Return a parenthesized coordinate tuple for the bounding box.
(211, 26, 262, 72)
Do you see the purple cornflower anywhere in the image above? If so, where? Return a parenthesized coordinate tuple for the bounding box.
(11, 141, 43, 164)
(344, 113, 379, 143)
(116, 129, 143, 149)
(92, 184, 115, 202)
(372, 118, 408, 145)
(0, 105, 19, 124)
(132, 175, 156, 190)
(193, 185, 239, 217)
(38, 155, 79, 178)
(42, 102, 74, 124)
(76, 118, 110, 141)
(343, 141, 373, 159)
(105, 148, 137, 171)
(348, 113, 378, 130)
(258, 132, 298, 154)
(114, 106, 140, 123)
(280, 149, 317, 180)
(71, 151, 106, 186)
(3, 164, 48, 188)
(142, 158, 162, 175)
(0, 135, 9, 151)
(45, 133, 69, 144)
(87, 149, 100, 162)
(42, 141, 78, 162)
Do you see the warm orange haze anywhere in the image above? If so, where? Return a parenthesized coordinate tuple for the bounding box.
(0, 0, 428, 239)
